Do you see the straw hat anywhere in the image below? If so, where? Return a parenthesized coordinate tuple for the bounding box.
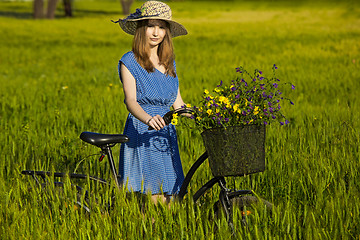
(114, 1, 187, 37)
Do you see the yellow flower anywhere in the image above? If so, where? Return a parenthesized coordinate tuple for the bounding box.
(62, 86, 68, 90)
(214, 88, 220, 93)
(254, 106, 259, 115)
(172, 113, 178, 119)
(186, 103, 192, 108)
(171, 118, 178, 125)
(233, 104, 239, 112)
(207, 109, 212, 115)
(204, 89, 209, 95)
(196, 116, 201, 121)
(219, 96, 229, 104)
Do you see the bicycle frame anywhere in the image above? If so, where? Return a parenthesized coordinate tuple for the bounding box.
(22, 108, 256, 227)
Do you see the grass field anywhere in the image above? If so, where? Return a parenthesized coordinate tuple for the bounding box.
(1, 0, 360, 239)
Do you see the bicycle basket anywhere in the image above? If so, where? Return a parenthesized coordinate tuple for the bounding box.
(201, 125, 265, 177)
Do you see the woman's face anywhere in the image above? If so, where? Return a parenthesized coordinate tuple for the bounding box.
(145, 19, 167, 48)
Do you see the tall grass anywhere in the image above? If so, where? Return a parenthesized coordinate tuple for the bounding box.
(1, 0, 360, 238)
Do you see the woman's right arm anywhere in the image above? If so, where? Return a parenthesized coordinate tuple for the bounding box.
(120, 63, 166, 130)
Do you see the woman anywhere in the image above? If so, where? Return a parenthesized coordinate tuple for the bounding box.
(114, 1, 188, 204)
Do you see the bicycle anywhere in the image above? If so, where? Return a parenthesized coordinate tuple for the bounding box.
(22, 107, 273, 228)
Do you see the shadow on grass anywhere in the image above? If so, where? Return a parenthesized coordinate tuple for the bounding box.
(0, 9, 122, 20)
(0, 11, 33, 19)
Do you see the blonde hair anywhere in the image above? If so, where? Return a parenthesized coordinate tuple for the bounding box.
(132, 20, 176, 77)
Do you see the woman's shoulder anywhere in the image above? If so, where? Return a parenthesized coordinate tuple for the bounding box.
(120, 51, 135, 63)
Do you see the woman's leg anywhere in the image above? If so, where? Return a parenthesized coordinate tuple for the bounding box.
(151, 194, 171, 205)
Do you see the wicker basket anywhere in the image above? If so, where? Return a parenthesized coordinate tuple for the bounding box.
(201, 125, 265, 177)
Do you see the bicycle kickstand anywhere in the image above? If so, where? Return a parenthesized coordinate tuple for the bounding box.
(218, 178, 235, 232)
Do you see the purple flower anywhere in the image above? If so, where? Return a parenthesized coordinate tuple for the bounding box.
(259, 71, 263, 75)
(236, 68, 242, 73)
(262, 92, 267, 98)
(269, 107, 274, 113)
(225, 118, 229, 122)
(285, 119, 290, 124)
(231, 87, 236, 91)
(190, 115, 194, 119)
(273, 83, 278, 88)
(259, 77, 264, 80)
(273, 64, 278, 69)
(264, 121, 268, 125)
(292, 85, 295, 90)
(268, 94, 273, 99)
(235, 94, 240, 99)
(272, 115, 276, 119)
(217, 80, 223, 87)
(280, 122, 284, 125)
(290, 101, 294, 105)
(241, 79, 248, 87)
(268, 102, 272, 106)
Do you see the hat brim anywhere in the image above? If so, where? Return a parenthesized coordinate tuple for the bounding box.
(119, 17, 188, 38)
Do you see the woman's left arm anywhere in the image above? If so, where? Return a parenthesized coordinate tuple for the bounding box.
(172, 88, 193, 118)
(172, 88, 186, 110)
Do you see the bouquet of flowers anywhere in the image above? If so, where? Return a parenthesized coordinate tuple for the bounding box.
(188, 64, 295, 130)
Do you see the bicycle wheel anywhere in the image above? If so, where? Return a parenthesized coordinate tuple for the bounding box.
(40, 182, 91, 213)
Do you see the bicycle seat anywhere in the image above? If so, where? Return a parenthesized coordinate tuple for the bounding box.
(80, 131, 129, 147)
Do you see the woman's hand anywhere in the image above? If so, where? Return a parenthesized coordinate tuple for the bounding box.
(147, 115, 166, 131)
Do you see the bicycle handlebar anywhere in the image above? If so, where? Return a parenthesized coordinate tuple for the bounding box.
(148, 107, 194, 130)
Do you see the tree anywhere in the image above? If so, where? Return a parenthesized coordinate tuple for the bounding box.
(46, 0, 59, 19)
(33, 0, 60, 19)
(33, 0, 44, 19)
(121, 0, 134, 15)
(63, 0, 72, 17)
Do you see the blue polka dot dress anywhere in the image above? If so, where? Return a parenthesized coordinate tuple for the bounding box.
(118, 51, 184, 195)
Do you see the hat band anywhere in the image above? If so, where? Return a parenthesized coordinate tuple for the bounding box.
(123, 7, 171, 22)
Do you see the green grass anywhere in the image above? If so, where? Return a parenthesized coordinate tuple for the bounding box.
(1, 0, 360, 239)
